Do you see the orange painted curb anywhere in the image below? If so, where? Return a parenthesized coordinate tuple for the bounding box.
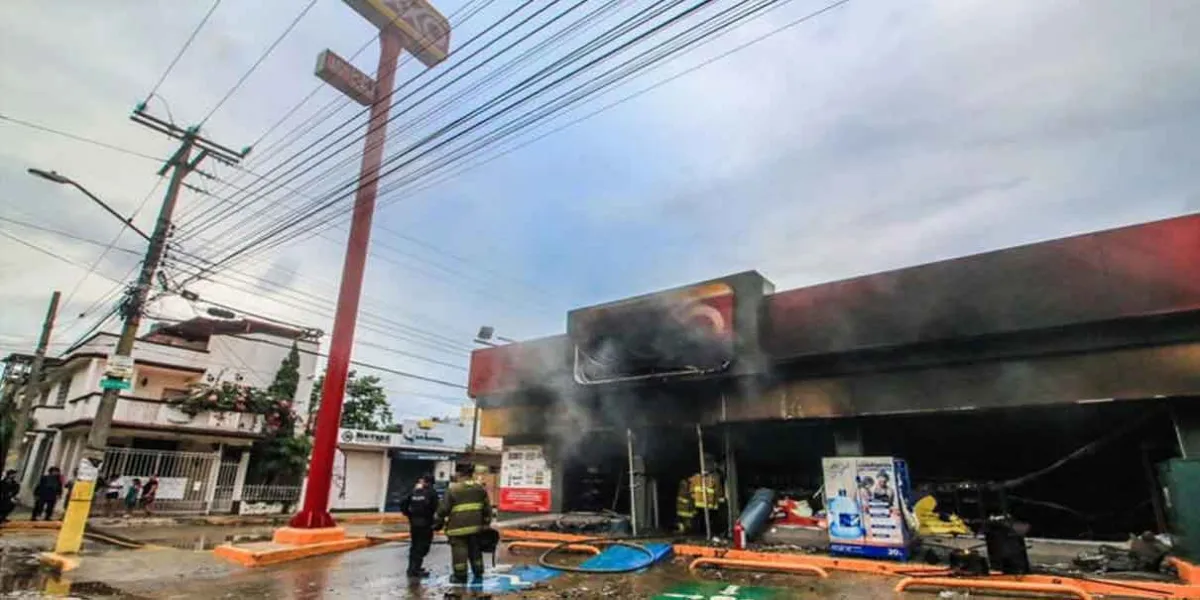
(274, 526, 346, 545)
(213, 538, 372, 568)
(690, 557, 829, 578)
(2, 521, 61, 530)
(339, 513, 407, 525)
(672, 544, 945, 576)
(897, 576, 1094, 600)
(1172, 557, 1200, 586)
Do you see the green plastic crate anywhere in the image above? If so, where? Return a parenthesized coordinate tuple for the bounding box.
(1160, 458, 1200, 562)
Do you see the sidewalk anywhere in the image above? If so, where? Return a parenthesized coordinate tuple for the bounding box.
(1, 512, 408, 531)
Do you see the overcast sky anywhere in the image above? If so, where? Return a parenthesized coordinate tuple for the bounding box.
(2, 0, 1198, 418)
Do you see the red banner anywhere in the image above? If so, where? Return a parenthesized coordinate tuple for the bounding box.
(499, 488, 551, 513)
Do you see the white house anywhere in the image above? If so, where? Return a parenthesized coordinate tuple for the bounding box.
(21, 316, 319, 511)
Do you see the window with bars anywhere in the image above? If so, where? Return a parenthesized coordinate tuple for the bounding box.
(54, 380, 70, 406)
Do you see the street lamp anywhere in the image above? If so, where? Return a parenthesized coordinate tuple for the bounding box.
(474, 325, 514, 347)
(27, 168, 151, 242)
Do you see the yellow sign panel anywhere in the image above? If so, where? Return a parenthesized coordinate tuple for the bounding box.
(343, 0, 451, 67)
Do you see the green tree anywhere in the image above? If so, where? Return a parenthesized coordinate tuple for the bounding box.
(246, 343, 309, 485)
(309, 370, 393, 431)
(268, 343, 300, 401)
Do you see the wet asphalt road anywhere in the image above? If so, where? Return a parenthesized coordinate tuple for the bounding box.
(0, 526, 993, 599)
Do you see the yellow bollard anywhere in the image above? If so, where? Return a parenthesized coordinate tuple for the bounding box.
(54, 478, 94, 554)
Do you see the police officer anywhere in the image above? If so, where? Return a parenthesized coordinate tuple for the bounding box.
(436, 465, 492, 584)
(399, 474, 438, 578)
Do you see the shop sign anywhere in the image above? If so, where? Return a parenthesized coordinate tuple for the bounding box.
(499, 445, 551, 512)
(339, 428, 396, 446)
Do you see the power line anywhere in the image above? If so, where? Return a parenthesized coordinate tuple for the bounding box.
(178, 0, 494, 229)
(199, 0, 318, 126)
(145, 0, 224, 103)
(228, 332, 467, 389)
(0, 229, 126, 279)
(60, 177, 165, 312)
(0, 112, 160, 162)
(178, 0, 545, 249)
(205, 0, 756, 269)
(179, 0, 644, 275)
(244, 0, 831, 271)
(0, 216, 142, 256)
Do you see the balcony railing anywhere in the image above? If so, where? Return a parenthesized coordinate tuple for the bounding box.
(64, 394, 264, 435)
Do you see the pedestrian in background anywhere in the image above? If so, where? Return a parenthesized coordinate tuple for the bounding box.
(436, 465, 492, 585)
(0, 470, 20, 524)
(103, 474, 122, 517)
(31, 466, 62, 521)
(399, 474, 438, 579)
(140, 476, 158, 516)
(124, 478, 141, 517)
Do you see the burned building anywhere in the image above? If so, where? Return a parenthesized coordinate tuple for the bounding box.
(469, 213, 1200, 540)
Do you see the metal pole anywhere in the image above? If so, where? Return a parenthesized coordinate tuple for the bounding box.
(626, 428, 638, 536)
(290, 32, 403, 530)
(696, 423, 711, 540)
(468, 402, 480, 464)
(7, 292, 61, 475)
(55, 138, 194, 555)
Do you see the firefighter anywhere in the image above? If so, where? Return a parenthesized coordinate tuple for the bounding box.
(678, 455, 727, 537)
(436, 465, 492, 584)
(675, 478, 695, 533)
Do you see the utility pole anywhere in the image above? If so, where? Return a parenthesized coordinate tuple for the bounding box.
(53, 108, 246, 555)
(6, 292, 61, 481)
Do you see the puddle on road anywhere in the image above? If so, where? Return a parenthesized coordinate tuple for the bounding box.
(123, 526, 278, 551)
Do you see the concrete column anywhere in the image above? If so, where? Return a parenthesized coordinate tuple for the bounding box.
(46, 432, 65, 471)
(203, 445, 223, 514)
(231, 449, 251, 504)
(376, 449, 390, 512)
(833, 422, 864, 456)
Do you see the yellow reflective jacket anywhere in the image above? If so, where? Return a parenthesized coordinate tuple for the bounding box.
(687, 472, 725, 510)
(436, 480, 491, 537)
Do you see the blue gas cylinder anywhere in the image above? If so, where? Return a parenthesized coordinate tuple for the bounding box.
(733, 488, 777, 549)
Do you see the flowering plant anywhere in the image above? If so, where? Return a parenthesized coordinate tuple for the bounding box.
(171, 381, 298, 434)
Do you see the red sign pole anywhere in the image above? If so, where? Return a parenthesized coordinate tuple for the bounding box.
(289, 31, 404, 530)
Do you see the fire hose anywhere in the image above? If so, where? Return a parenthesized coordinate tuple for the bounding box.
(536, 536, 659, 574)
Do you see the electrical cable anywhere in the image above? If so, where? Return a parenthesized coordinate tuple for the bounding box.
(177, 0, 547, 248)
(60, 176, 165, 313)
(164, 249, 474, 353)
(0, 112, 160, 162)
(199, 0, 318, 126)
(0, 216, 141, 256)
(224, 332, 467, 389)
(145, 0, 223, 103)
(202, 0, 782, 273)
(185, 0, 701, 276)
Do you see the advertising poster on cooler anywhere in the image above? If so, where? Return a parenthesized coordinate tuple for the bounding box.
(822, 456, 912, 560)
(499, 445, 552, 512)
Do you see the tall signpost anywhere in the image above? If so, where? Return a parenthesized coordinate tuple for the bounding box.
(284, 0, 450, 536)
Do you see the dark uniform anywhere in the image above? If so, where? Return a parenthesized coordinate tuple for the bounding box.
(32, 468, 62, 521)
(0, 471, 19, 524)
(435, 473, 492, 584)
(399, 476, 438, 577)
